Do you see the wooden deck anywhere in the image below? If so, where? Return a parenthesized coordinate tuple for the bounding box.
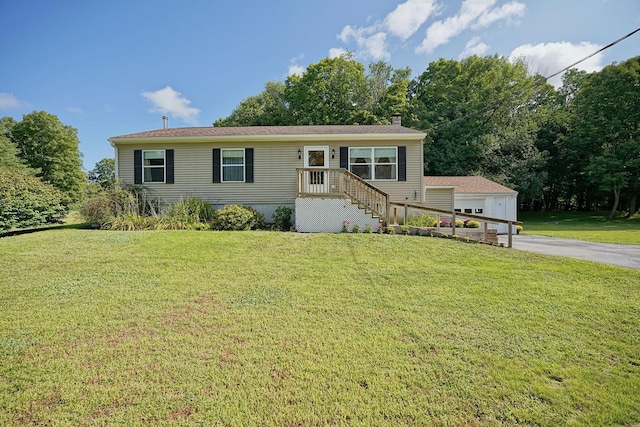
(296, 168, 518, 247)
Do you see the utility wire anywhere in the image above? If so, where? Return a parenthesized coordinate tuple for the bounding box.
(432, 26, 640, 131)
(544, 26, 640, 81)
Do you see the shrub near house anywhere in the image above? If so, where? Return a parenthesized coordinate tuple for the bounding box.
(0, 168, 68, 231)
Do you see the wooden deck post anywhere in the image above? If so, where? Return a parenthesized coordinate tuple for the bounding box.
(452, 211, 456, 235)
(404, 203, 408, 226)
(508, 221, 513, 248)
(393, 207, 397, 225)
(385, 198, 391, 226)
(436, 214, 440, 231)
(484, 222, 488, 243)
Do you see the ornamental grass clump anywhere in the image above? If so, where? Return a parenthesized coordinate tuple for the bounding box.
(168, 197, 215, 223)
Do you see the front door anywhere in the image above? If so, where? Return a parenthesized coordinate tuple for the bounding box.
(303, 146, 329, 193)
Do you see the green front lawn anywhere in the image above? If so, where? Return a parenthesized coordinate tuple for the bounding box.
(1, 230, 639, 426)
(519, 211, 640, 245)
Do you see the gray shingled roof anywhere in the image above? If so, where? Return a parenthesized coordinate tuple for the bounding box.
(423, 176, 517, 194)
(111, 125, 425, 139)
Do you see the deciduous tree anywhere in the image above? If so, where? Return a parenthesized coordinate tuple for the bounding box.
(409, 55, 543, 202)
(285, 54, 372, 125)
(88, 157, 116, 190)
(570, 56, 640, 218)
(9, 111, 86, 201)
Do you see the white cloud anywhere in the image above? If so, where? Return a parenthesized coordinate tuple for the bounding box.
(336, 0, 439, 61)
(338, 25, 390, 60)
(416, 0, 525, 54)
(473, 1, 525, 28)
(67, 107, 85, 115)
(329, 47, 349, 58)
(141, 86, 200, 125)
(288, 64, 306, 76)
(383, 0, 439, 40)
(288, 54, 306, 76)
(0, 92, 23, 110)
(460, 37, 489, 58)
(509, 41, 604, 86)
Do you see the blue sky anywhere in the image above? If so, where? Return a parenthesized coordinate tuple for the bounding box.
(1, 0, 639, 171)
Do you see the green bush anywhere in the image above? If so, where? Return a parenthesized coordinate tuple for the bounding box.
(408, 213, 437, 227)
(168, 198, 215, 223)
(272, 206, 293, 231)
(0, 168, 69, 231)
(243, 206, 266, 230)
(212, 205, 260, 231)
(465, 220, 480, 228)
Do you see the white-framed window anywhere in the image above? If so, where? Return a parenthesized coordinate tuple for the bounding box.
(143, 150, 165, 183)
(349, 147, 397, 180)
(222, 148, 245, 182)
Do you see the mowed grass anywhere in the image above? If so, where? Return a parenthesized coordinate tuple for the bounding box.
(1, 230, 639, 426)
(519, 211, 640, 245)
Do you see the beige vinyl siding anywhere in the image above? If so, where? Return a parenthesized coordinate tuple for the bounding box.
(339, 140, 423, 203)
(118, 141, 299, 206)
(424, 188, 454, 211)
(116, 138, 424, 207)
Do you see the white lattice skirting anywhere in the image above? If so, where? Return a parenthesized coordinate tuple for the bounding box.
(295, 197, 381, 233)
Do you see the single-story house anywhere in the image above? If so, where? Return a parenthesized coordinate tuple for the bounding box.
(423, 176, 518, 234)
(109, 121, 426, 232)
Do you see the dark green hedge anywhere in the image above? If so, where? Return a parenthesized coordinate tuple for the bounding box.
(0, 168, 69, 231)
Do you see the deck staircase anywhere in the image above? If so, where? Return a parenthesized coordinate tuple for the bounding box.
(297, 168, 389, 225)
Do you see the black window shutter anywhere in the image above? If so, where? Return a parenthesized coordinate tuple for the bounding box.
(166, 149, 174, 184)
(245, 148, 254, 183)
(212, 149, 221, 183)
(339, 146, 348, 169)
(134, 150, 142, 184)
(398, 146, 406, 182)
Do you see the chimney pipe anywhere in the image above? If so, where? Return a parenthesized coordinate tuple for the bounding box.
(162, 115, 168, 129)
(392, 114, 401, 126)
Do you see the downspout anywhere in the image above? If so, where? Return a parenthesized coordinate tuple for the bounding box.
(109, 138, 119, 181)
(420, 137, 425, 203)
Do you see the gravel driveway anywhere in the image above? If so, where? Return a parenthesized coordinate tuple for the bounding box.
(498, 234, 640, 270)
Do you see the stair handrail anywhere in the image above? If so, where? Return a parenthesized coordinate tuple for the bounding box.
(295, 168, 391, 225)
(341, 169, 389, 224)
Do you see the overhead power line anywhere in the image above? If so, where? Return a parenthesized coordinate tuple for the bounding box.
(544, 26, 640, 81)
(433, 26, 640, 131)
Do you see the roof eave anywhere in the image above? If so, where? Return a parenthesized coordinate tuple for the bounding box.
(109, 132, 426, 145)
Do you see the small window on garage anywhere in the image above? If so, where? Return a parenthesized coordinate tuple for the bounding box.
(464, 208, 472, 213)
(475, 208, 483, 214)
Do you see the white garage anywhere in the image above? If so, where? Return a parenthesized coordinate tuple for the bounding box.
(423, 176, 518, 234)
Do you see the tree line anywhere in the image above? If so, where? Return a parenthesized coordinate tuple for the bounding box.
(214, 53, 640, 219)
